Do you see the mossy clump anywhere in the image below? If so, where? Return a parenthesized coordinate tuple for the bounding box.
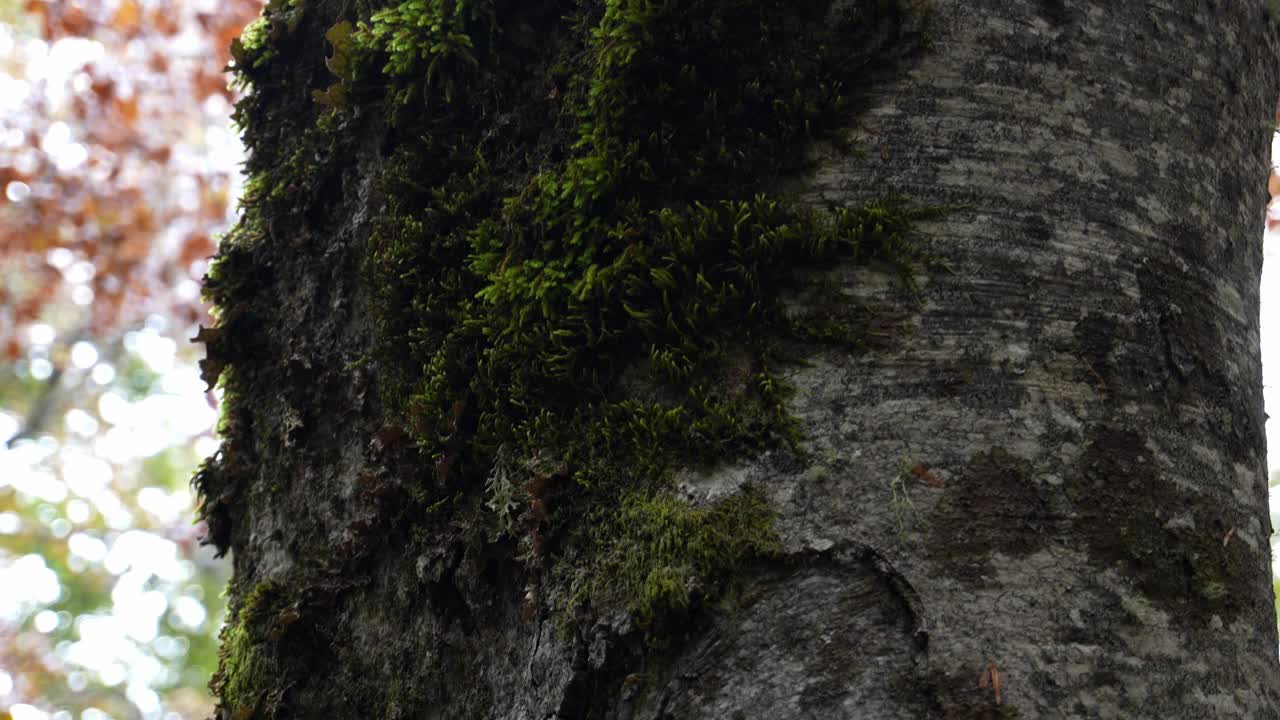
(224, 0, 347, 228)
(232, 17, 277, 73)
(229, 0, 310, 82)
(355, 0, 496, 103)
(209, 582, 287, 718)
(587, 486, 782, 631)
(347, 0, 930, 629)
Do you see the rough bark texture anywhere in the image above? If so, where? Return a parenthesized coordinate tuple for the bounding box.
(196, 1, 1280, 718)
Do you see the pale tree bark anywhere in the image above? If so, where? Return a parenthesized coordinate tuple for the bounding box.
(770, 1, 1279, 716)
(196, 1, 1280, 718)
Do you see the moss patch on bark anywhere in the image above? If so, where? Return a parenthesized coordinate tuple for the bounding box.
(197, 0, 932, 689)
(346, 0, 930, 632)
(210, 582, 287, 718)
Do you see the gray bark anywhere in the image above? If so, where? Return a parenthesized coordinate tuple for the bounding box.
(200, 1, 1280, 718)
(765, 2, 1280, 716)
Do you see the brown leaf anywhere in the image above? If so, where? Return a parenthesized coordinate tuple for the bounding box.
(373, 424, 407, 450)
(269, 608, 301, 641)
(113, 95, 140, 123)
(435, 449, 459, 481)
(528, 497, 548, 523)
(525, 469, 563, 500)
(978, 662, 1002, 704)
(519, 589, 537, 624)
(146, 7, 179, 35)
(910, 463, 944, 488)
(91, 76, 115, 101)
(57, 6, 93, 36)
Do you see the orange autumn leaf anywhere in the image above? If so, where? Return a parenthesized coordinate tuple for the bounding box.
(111, 0, 142, 34)
(113, 95, 140, 123)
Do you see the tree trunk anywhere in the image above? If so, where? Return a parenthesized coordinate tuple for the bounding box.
(195, 1, 1280, 718)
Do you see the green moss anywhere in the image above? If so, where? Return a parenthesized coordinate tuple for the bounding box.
(229, 0, 310, 81)
(233, 18, 277, 72)
(355, 0, 494, 102)
(586, 486, 782, 630)
(348, 0, 929, 632)
(216, 622, 272, 716)
(201, 0, 930, 648)
(210, 582, 285, 718)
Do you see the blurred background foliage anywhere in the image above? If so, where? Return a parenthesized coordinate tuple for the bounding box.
(0, 1, 260, 719)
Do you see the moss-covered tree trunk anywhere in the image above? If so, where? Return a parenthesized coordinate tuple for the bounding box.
(195, 0, 1280, 717)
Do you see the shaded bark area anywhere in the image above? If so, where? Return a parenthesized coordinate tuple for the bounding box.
(196, 0, 1280, 718)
